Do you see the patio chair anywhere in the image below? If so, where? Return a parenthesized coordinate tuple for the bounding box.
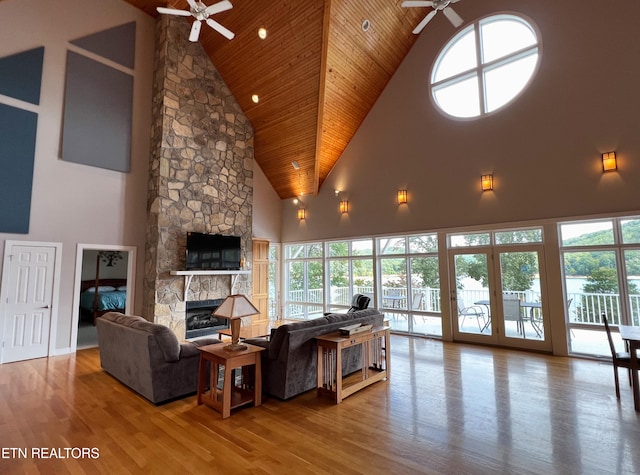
(457, 298, 488, 332)
(411, 292, 426, 322)
(603, 314, 632, 399)
(347, 293, 371, 312)
(503, 294, 524, 337)
(411, 292, 424, 311)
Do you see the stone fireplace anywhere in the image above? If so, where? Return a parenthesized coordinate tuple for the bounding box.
(144, 15, 254, 338)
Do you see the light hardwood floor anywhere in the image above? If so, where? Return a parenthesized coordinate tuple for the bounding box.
(1, 336, 639, 474)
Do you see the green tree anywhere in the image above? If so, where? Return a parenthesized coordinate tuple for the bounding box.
(582, 268, 620, 294)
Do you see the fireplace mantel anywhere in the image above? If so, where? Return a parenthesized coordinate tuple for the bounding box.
(170, 270, 251, 300)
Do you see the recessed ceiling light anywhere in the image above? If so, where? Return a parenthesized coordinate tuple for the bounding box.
(251, 94, 259, 103)
(362, 19, 371, 32)
(258, 27, 267, 40)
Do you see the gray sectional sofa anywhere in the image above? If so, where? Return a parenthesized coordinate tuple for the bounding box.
(96, 312, 221, 404)
(245, 308, 385, 400)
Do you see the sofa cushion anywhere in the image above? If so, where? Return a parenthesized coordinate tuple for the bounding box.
(101, 312, 180, 362)
(269, 317, 330, 359)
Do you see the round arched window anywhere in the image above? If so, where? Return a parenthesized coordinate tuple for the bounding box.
(431, 14, 541, 119)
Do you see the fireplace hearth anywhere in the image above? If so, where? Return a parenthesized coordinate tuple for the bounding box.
(185, 299, 228, 339)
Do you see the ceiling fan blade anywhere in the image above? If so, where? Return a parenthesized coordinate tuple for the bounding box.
(413, 10, 437, 34)
(156, 7, 192, 17)
(443, 6, 464, 28)
(186, 0, 199, 10)
(205, 18, 235, 40)
(402, 1, 434, 7)
(189, 20, 202, 42)
(204, 0, 233, 17)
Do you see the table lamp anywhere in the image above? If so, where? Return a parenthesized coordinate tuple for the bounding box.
(212, 294, 259, 351)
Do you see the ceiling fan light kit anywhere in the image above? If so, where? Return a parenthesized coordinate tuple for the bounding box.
(157, 0, 235, 42)
(402, 0, 464, 34)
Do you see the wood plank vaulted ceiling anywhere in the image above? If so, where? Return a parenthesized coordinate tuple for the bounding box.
(124, 0, 424, 199)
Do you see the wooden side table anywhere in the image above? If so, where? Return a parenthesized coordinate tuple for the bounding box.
(315, 326, 390, 404)
(197, 343, 265, 419)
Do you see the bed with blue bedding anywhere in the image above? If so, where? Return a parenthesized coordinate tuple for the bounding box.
(80, 279, 127, 324)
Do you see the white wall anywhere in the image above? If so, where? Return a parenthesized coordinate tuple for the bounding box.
(0, 0, 155, 353)
(252, 161, 282, 243)
(281, 0, 640, 242)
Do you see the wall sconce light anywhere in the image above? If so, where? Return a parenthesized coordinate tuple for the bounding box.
(481, 174, 493, 191)
(397, 189, 408, 204)
(339, 200, 349, 214)
(297, 208, 306, 220)
(602, 152, 617, 172)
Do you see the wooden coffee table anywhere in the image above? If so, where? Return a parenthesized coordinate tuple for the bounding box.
(197, 343, 265, 418)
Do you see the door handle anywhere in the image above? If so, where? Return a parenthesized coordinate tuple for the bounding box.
(38, 305, 50, 309)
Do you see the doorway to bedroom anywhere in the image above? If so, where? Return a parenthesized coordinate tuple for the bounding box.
(73, 244, 136, 350)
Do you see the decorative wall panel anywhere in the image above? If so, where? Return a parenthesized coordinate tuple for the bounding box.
(61, 51, 133, 172)
(0, 103, 38, 233)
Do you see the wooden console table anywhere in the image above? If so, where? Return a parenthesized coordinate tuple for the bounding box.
(315, 326, 390, 404)
(197, 343, 264, 419)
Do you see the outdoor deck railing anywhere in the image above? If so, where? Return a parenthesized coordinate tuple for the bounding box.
(285, 287, 640, 325)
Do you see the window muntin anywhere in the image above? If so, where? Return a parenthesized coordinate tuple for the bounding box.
(484, 53, 538, 113)
(480, 17, 537, 63)
(433, 27, 476, 82)
(433, 75, 480, 118)
(431, 14, 540, 118)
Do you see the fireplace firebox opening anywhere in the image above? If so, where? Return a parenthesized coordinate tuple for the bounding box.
(185, 299, 228, 339)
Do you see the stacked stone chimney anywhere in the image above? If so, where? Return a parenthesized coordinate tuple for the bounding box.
(144, 15, 254, 337)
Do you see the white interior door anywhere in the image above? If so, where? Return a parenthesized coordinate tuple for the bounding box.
(1, 244, 57, 363)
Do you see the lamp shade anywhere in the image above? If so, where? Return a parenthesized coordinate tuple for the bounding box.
(213, 294, 260, 320)
(602, 152, 617, 172)
(213, 295, 260, 351)
(481, 174, 493, 191)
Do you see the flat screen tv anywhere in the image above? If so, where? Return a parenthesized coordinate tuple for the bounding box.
(186, 232, 241, 270)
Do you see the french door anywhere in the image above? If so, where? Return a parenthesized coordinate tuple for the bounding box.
(449, 245, 551, 351)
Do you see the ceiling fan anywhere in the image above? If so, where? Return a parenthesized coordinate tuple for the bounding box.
(157, 0, 235, 42)
(402, 0, 464, 35)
